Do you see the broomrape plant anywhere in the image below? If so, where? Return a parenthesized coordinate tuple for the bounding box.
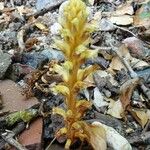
(51, 0, 106, 149)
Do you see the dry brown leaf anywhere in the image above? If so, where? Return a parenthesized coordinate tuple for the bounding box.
(109, 56, 125, 71)
(85, 123, 107, 150)
(120, 78, 140, 110)
(109, 45, 131, 71)
(131, 57, 149, 69)
(93, 122, 132, 150)
(113, 3, 134, 16)
(110, 15, 133, 25)
(130, 109, 149, 128)
(107, 99, 124, 119)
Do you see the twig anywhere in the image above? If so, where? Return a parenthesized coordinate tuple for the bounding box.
(17, 29, 25, 53)
(114, 25, 137, 37)
(0, 122, 26, 149)
(1, 130, 27, 150)
(26, 0, 65, 19)
(45, 137, 56, 150)
(91, 45, 112, 51)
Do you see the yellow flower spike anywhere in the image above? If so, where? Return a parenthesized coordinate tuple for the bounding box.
(51, 85, 70, 96)
(52, 0, 102, 149)
(65, 139, 72, 149)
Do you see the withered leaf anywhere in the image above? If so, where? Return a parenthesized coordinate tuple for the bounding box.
(82, 122, 107, 150)
(130, 109, 149, 128)
(120, 78, 140, 110)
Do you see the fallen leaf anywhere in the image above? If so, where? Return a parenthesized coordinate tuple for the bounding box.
(109, 45, 131, 71)
(93, 122, 132, 150)
(131, 57, 149, 69)
(109, 15, 133, 25)
(120, 78, 140, 111)
(109, 56, 125, 71)
(83, 122, 107, 150)
(130, 109, 149, 128)
(93, 87, 108, 108)
(107, 99, 124, 119)
(113, 3, 134, 16)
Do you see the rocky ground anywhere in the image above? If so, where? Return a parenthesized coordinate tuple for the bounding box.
(0, 0, 150, 149)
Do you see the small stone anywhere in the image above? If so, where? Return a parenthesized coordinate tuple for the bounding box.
(0, 80, 38, 112)
(50, 23, 62, 35)
(0, 51, 12, 79)
(18, 118, 43, 149)
(22, 52, 49, 69)
(100, 18, 115, 31)
(41, 49, 64, 61)
(36, 0, 56, 10)
(123, 37, 150, 59)
(7, 63, 35, 81)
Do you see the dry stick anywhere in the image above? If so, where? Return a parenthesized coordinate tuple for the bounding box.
(26, 0, 65, 19)
(110, 44, 150, 100)
(114, 25, 137, 37)
(1, 130, 27, 150)
(45, 137, 57, 150)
